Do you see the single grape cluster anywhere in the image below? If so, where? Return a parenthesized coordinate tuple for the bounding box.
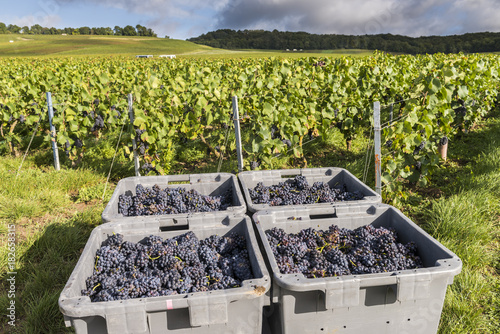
(248, 175, 363, 206)
(135, 129, 149, 155)
(90, 114, 105, 132)
(413, 141, 426, 155)
(81, 231, 254, 302)
(266, 224, 423, 278)
(118, 184, 233, 216)
(141, 163, 159, 175)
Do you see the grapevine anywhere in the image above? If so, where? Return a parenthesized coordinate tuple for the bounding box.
(0, 53, 497, 193)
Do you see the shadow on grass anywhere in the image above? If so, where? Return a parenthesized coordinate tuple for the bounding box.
(0, 208, 101, 333)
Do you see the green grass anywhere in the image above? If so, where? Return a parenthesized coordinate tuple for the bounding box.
(419, 118, 500, 333)
(0, 108, 498, 333)
(0, 34, 221, 58)
(0, 34, 373, 58)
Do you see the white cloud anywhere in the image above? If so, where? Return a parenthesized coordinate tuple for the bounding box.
(453, 0, 500, 33)
(41, 0, 500, 38)
(56, 0, 226, 38)
(215, 0, 500, 37)
(10, 14, 62, 28)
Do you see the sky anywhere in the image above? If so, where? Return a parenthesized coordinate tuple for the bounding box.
(1, 0, 500, 40)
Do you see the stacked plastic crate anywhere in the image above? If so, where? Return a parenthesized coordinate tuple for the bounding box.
(59, 173, 271, 334)
(238, 168, 462, 334)
(59, 167, 461, 334)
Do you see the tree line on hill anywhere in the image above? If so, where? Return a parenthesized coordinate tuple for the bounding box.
(188, 29, 500, 54)
(0, 22, 158, 37)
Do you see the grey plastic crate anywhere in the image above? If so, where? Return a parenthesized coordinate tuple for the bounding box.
(252, 204, 462, 334)
(238, 167, 382, 214)
(59, 214, 271, 334)
(102, 173, 246, 223)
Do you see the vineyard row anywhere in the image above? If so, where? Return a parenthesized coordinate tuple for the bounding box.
(1, 52, 499, 196)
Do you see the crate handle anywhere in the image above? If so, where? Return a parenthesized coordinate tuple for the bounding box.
(323, 270, 432, 309)
(168, 180, 190, 185)
(309, 213, 337, 220)
(396, 270, 431, 302)
(105, 310, 148, 333)
(158, 218, 189, 231)
(324, 278, 360, 309)
(188, 296, 228, 326)
(166, 174, 191, 184)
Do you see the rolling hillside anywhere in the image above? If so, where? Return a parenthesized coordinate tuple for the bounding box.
(0, 34, 226, 57)
(0, 34, 373, 58)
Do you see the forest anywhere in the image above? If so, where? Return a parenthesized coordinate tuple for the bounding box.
(0, 22, 157, 37)
(189, 29, 500, 54)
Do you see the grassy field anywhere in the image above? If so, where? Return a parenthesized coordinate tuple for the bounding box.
(0, 104, 498, 333)
(0, 34, 373, 58)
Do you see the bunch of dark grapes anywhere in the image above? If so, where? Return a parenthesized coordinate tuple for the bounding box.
(454, 106, 467, 117)
(74, 138, 83, 148)
(282, 139, 292, 148)
(413, 141, 426, 155)
(271, 125, 280, 139)
(266, 224, 422, 278)
(91, 115, 105, 132)
(64, 140, 71, 157)
(82, 110, 95, 118)
(141, 163, 159, 175)
(118, 184, 233, 216)
(307, 128, 319, 141)
(64, 138, 84, 156)
(111, 105, 121, 118)
(135, 129, 149, 155)
(248, 175, 363, 206)
(81, 231, 254, 302)
(385, 139, 393, 148)
(250, 161, 260, 170)
(313, 61, 326, 67)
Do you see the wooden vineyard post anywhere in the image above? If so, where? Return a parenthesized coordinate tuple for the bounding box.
(438, 136, 448, 161)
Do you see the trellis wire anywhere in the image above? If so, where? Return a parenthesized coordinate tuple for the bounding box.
(217, 122, 232, 173)
(232, 96, 244, 173)
(362, 126, 374, 185)
(102, 123, 126, 201)
(15, 115, 42, 180)
(270, 136, 318, 162)
(381, 113, 411, 129)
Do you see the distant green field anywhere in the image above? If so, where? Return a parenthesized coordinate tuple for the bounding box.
(0, 34, 214, 57)
(0, 34, 373, 58)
